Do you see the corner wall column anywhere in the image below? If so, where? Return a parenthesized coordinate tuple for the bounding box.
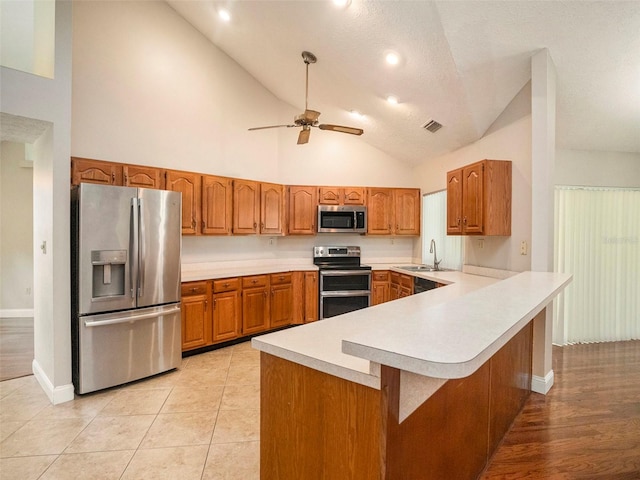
(530, 49, 557, 394)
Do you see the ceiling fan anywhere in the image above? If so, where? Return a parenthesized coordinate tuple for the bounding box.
(248, 51, 364, 145)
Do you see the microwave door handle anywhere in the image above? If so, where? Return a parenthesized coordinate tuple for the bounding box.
(353, 211, 357, 230)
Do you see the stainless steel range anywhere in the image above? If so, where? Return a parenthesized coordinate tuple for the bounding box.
(313, 246, 371, 319)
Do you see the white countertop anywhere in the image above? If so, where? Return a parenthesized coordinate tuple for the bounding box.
(252, 269, 571, 389)
(181, 260, 318, 282)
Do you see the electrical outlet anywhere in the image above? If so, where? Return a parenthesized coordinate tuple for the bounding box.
(520, 241, 528, 255)
(478, 239, 484, 249)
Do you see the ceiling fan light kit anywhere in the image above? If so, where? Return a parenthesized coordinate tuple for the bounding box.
(248, 51, 364, 145)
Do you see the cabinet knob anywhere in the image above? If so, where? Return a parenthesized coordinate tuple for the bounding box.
(223, 282, 229, 288)
(253, 222, 257, 230)
(252, 279, 258, 284)
(463, 217, 467, 225)
(457, 218, 461, 226)
(191, 287, 197, 292)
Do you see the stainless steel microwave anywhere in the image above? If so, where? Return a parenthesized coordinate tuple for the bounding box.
(317, 205, 367, 233)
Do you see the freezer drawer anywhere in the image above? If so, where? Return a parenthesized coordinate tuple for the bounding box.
(74, 304, 181, 394)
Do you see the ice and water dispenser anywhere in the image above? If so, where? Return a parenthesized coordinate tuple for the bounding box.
(91, 250, 127, 298)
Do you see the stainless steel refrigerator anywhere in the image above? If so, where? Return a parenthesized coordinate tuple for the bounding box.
(71, 183, 182, 394)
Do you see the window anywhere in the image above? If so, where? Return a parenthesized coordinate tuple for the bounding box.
(422, 190, 463, 270)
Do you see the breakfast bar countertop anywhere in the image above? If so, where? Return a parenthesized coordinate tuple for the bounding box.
(252, 270, 572, 389)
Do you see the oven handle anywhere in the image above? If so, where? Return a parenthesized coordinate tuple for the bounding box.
(319, 270, 371, 277)
(320, 290, 371, 297)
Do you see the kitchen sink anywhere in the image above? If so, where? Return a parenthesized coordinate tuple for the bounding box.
(397, 265, 451, 273)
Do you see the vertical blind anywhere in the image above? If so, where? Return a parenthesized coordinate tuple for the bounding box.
(422, 190, 463, 271)
(553, 186, 640, 345)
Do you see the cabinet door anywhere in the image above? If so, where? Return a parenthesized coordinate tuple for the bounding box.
(71, 157, 122, 186)
(304, 271, 318, 323)
(233, 179, 260, 234)
(123, 165, 164, 189)
(270, 282, 293, 328)
(372, 281, 390, 305)
(181, 282, 211, 351)
(202, 175, 233, 235)
(212, 290, 241, 343)
(343, 187, 366, 205)
(261, 182, 285, 235)
(242, 286, 269, 335)
(287, 186, 317, 235)
(318, 187, 341, 205)
(367, 188, 394, 235)
(462, 162, 484, 234)
(394, 189, 421, 235)
(165, 170, 201, 235)
(446, 169, 463, 235)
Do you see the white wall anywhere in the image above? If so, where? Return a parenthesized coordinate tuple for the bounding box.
(0, 142, 34, 313)
(0, 0, 73, 404)
(413, 82, 533, 272)
(556, 149, 640, 187)
(71, 1, 417, 264)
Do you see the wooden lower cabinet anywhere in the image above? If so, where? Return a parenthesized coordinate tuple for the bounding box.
(304, 271, 319, 323)
(260, 320, 534, 480)
(212, 278, 241, 343)
(371, 270, 390, 305)
(181, 281, 212, 351)
(270, 273, 293, 328)
(390, 272, 413, 300)
(242, 275, 270, 335)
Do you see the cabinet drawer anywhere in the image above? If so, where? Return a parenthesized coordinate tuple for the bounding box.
(181, 281, 208, 296)
(270, 272, 292, 286)
(372, 271, 389, 282)
(242, 275, 268, 288)
(213, 277, 240, 293)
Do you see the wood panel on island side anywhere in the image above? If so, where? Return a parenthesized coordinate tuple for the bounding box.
(259, 317, 534, 479)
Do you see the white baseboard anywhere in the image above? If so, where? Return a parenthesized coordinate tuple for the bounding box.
(32, 359, 75, 405)
(0, 309, 34, 318)
(531, 370, 555, 395)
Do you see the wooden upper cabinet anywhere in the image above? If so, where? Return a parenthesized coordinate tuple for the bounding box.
(165, 170, 201, 235)
(287, 186, 317, 235)
(123, 165, 164, 189)
(202, 175, 233, 235)
(446, 170, 463, 234)
(447, 160, 512, 236)
(260, 182, 285, 235)
(319, 186, 366, 205)
(394, 189, 420, 235)
(368, 187, 421, 236)
(367, 187, 394, 235)
(233, 179, 260, 235)
(71, 157, 122, 186)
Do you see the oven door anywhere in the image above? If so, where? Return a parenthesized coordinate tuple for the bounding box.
(320, 292, 370, 319)
(319, 269, 371, 319)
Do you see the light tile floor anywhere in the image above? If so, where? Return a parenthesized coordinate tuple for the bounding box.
(0, 341, 260, 480)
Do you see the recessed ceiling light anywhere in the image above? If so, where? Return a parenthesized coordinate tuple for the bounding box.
(387, 95, 399, 105)
(333, 0, 352, 8)
(385, 51, 400, 66)
(218, 9, 231, 22)
(350, 110, 365, 119)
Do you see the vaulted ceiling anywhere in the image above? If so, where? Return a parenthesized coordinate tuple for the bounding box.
(167, 0, 640, 165)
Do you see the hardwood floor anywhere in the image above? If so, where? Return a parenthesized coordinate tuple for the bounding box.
(0, 317, 34, 382)
(481, 340, 640, 479)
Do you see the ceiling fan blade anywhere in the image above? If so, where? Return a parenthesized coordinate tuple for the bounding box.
(303, 110, 321, 123)
(318, 124, 364, 136)
(248, 124, 296, 131)
(297, 128, 311, 145)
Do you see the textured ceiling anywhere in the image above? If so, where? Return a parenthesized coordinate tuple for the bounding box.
(168, 0, 640, 165)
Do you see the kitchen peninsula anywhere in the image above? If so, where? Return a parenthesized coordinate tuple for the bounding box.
(252, 270, 572, 480)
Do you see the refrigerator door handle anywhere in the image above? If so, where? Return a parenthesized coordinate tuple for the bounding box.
(138, 197, 145, 298)
(84, 306, 181, 328)
(130, 197, 138, 298)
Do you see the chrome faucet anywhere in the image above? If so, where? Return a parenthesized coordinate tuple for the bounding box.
(429, 239, 441, 271)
